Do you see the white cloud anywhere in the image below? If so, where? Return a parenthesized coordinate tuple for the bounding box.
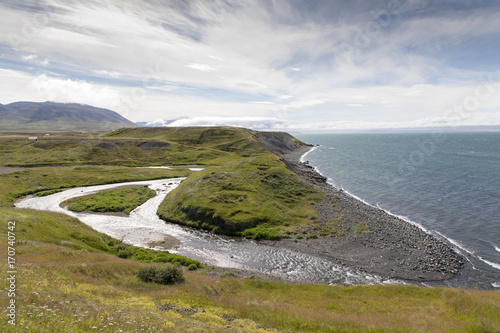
(93, 70, 122, 78)
(22, 54, 50, 66)
(166, 116, 288, 130)
(185, 63, 218, 72)
(30, 74, 123, 110)
(1, 1, 500, 130)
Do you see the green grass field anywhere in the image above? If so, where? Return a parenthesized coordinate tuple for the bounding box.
(1, 207, 499, 332)
(1, 128, 499, 332)
(0, 127, 324, 238)
(62, 185, 156, 215)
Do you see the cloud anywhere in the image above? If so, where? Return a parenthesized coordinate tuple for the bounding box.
(93, 70, 122, 78)
(166, 116, 288, 130)
(0, 0, 500, 130)
(30, 74, 123, 110)
(22, 54, 50, 66)
(185, 63, 218, 72)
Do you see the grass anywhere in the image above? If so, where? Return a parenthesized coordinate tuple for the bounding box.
(1, 207, 499, 332)
(158, 155, 324, 239)
(0, 208, 200, 267)
(353, 221, 371, 234)
(0, 165, 190, 207)
(62, 185, 156, 215)
(1, 128, 324, 239)
(1, 127, 500, 332)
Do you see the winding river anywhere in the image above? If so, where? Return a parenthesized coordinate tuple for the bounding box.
(15, 178, 398, 285)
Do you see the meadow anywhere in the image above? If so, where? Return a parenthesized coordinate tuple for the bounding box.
(1, 207, 499, 332)
(0, 128, 324, 239)
(62, 185, 157, 215)
(1, 128, 499, 332)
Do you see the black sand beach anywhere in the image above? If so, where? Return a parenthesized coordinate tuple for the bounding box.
(262, 142, 465, 282)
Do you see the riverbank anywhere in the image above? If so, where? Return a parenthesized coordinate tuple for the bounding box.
(264, 144, 465, 282)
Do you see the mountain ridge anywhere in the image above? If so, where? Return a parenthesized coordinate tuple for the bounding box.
(0, 101, 140, 131)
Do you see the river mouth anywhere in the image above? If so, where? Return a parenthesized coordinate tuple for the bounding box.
(15, 178, 403, 286)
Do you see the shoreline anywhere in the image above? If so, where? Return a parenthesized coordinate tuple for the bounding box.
(265, 144, 465, 282)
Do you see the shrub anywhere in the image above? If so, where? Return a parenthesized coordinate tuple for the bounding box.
(137, 264, 185, 285)
(118, 249, 132, 259)
(187, 264, 198, 271)
(353, 222, 370, 234)
(305, 234, 318, 239)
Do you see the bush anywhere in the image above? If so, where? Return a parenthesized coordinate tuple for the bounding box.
(353, 222, 370, 234)
(137, 264, 185, 285)
(118, 249, 132, 259)
(187, 264, 198, 271)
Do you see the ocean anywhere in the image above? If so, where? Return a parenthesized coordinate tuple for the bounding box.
(296, 132, 500, 289)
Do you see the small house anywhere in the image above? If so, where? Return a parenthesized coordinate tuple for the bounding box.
(28, 137, 38, 142)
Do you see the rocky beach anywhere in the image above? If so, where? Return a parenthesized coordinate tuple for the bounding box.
(262, 141, 465, 282)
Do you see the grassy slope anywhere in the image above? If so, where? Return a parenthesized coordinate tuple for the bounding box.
(1, 207, 499, 332)
(1, 128, 499, 332)
(62, 185, 156, 215)
(1, 127, 324, 238)
(108, 127, 325, 239)
(0, 131, 230, 167)
(0, 166, 191, 207)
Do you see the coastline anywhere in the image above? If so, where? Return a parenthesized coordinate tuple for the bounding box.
(265, 144, 465, 282)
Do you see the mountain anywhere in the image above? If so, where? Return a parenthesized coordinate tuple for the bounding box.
(0, 101, 140, 131)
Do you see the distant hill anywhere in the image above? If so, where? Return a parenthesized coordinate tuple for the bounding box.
(0, 101, 140, 131)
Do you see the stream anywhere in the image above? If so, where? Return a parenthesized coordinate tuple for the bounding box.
(15, 178, 398, 285)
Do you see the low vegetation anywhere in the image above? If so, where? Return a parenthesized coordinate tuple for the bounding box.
(1, 128, 499, 331)
(158, 156, 324, 239)
(137, 264, 185, 285)
(0, 165, 190, 207)
(1, 207, 499, 332)
(62, 185, 156, 214)
(1, 127, 325, 239)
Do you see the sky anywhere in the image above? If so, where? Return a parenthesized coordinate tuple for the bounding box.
(0, 0, 500, 131)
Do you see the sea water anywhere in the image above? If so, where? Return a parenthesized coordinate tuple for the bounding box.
(296, 132, 500, 289)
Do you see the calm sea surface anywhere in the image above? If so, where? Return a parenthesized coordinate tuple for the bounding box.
(296, 132, 500, 289)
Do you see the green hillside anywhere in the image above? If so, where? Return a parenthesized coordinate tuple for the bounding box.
(1, 207, 499, 332)
(1, 127, 499, 332)
(0, 127, 322, 239)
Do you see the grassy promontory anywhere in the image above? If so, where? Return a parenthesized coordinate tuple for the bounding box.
(107, 127, 325, 239)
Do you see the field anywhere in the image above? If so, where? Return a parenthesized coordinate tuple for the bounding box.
(62, 185, 156, 215)
(1, 128, 499, 332)
(0, 128, 324, 238)
(1, 207, 499, 332)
